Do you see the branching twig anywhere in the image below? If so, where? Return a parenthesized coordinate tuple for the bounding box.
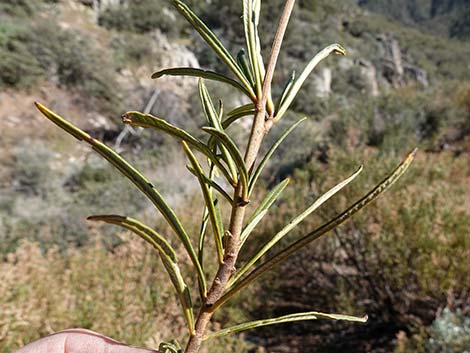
(183, 2, 297, 353)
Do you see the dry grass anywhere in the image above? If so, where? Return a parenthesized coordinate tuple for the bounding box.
(0, 231, 251, 353)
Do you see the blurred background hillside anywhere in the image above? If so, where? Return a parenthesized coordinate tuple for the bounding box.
(0, 0, 469, 352)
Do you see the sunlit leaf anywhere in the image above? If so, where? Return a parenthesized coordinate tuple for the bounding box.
(249, 117, 307, 194)
(276, 44, 346, 120)
(183, 142, 224, 264)
(240, 210, 267, 247)
(232, 166, 362, 285)
(222, 103, 256, 129)
(276, 71, 296, 111)
(227, 103, 256, 118)
(243, 0, 263, 97)
(198, 205, 209, 260)
(35, 102, 207, 297)
(241, 178, 290, 247)
(204, 310, 367, 340)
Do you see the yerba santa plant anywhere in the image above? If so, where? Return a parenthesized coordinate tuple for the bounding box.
(35, 0, 416, 352)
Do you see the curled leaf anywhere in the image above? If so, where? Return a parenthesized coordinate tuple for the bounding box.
(152, 67, 252, 97)
(122, 111, 235, 186)
(276, 44, 346, 120)
(204, 310, 367, 340)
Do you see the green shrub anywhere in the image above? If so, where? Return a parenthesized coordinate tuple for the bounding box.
(110, 33, 155, 67)
(28, 22, 121, 112)
(0, 0, 37, 17)
(0, 21, 44, 88)
(99, 0, 183, 36)
(12, 141, 53, 196)
(0, 18, 122, 114)
(427, 309, 470, 353)
(450, 5, 470, 40)
(0, 0, 58, 17)
(396, 309, 470, 353)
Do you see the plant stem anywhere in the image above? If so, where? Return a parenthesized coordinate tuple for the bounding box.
(262, 0, 296, 120)
(184, 2, 296, 352)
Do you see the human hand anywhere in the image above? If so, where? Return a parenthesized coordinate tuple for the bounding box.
(13, 329, 160, 353)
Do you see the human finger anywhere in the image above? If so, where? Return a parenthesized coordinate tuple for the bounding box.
(14, 328, 160, 353)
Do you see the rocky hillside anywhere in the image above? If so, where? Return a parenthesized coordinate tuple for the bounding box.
(359, 0, 470, 39)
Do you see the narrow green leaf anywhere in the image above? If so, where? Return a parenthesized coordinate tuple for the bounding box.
(187, 166, 233, 204)
(276, 71, 296, 111)
(35, 102, 208, 298)
(243, 0, 263, 97)
(217, 99, 224, 123)
(237, 49, 255, 87)
(183, 142, 225, 264)
(197, 161, 218, 272)
(198, 208, 210, 266)
(249, 117, 307, 195)
(216, 149, 417, 309)
(122, 111, 206, 151)
(87, 215, 195, 335)
(152, 67, 252, 97)
(121, 111, 235, 186)
(232, 166, 362, 286)
(205, 99, 224, 153)
(222, 103, 256, 129)
(222, 110, 255, 130)
(202, 127, 250, 201)
(252, 0, 265, 80)
(88, 215, 177, 261)
(227, 103, 256, 118)
(204, 310, 367, 340)
(199, 80, 238, 181)
(241, 178, 290, 247)
(276, 44, 346, 120)
(169, 0, 256, 100)
(247, 178, 290, 225)
(240, 210, 267, 246)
